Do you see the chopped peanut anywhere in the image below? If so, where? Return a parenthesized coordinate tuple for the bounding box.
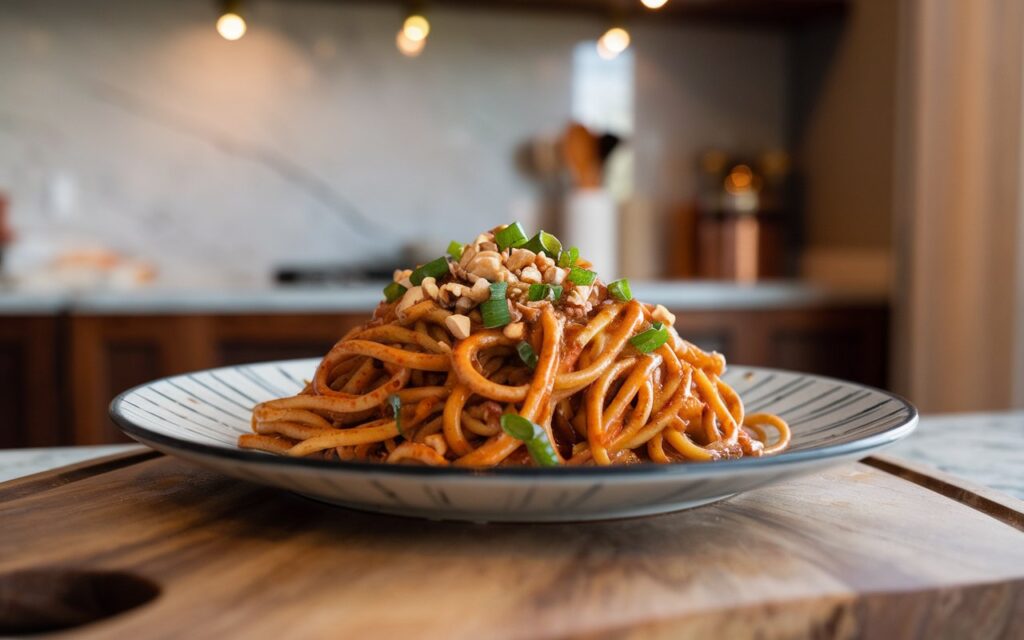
(535, 253, 555, 271)
(438, 283, 462, 307)
(396, 286, 425, 318)
(515, 302, 542, 322)
(421, 276, 439, 300)
(519, 265, 543, 284)
(466, 251, 504, 281)
(445, 314, 472, 339)
(459, 245, 478, 268)
(543, 267, 566, 285)
(424, 433, 448, 456)
(503, 322, 525, 340)
(506, 248, 537, 272)
(566, 287, 589, 308)
(468, 278, 491, 302)
(652, 304, 676, 326)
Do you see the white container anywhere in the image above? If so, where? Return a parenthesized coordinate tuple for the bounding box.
(564, 189, 618, 278)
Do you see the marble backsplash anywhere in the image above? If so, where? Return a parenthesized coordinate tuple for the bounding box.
(0, 0, 786, 286)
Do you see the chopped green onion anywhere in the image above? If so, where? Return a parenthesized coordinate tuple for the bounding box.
(481, 299, 511, 328)
(516, 341, 538, 369)
(608, 278, 632, 301)
(411, 256, 450, 286)
(500, 414, 560, 467)
(481, 281, 511, 327)
(521, 231, 562, 257)
(495, 222, 529, 251)
(527, 283, 563, 302)
(387, 394, 404, 438)
(383, 281, 407, 303)
(567, 267, 597, 286)
(447, 241, 464, 261)
(500, 413, 536, 441)
(488, 281, 508, 300)
(558, 246, 579, 268)
(629, 321, 669, 354)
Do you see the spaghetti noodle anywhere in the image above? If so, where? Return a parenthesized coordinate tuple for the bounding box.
(240, 224, 791, 467)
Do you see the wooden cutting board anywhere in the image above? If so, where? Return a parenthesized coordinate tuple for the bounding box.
(1, 450, 1022, 639)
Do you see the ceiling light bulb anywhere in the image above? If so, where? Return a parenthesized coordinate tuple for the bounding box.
(596, 40, 617, 60)
(641, 0, 669, 9)
(597, 27, 630, 58)
(402, 15, 430, 42)
(216, 12, 247, 41)
(396, 29, 426, 57)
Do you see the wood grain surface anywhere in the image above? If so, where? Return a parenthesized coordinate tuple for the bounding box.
(0, 452, 1022, 639)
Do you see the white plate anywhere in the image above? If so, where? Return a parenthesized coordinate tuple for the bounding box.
(110, 359, 917, 522)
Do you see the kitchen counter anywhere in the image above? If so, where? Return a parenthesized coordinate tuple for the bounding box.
(0, 280, 888, 315)
(3, 412, 1021, 498)
(0, 290, 67, 314)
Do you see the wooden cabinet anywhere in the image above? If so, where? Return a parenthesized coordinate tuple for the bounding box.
(69, 313, 366, 444)
(673, 306, 888, 387)
(2, 302, 888, 446)
(0, 316, 63, 447)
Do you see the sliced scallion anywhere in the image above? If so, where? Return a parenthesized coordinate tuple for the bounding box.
(480, 281, 511, 328)
(516, 341, 538, 369)
(608, 278, 632, 302)
(481, 299, 511, 328)
(499, 414, 560, 467)
(629, 321, 669, 354)
(557, 246, 579, 268)
(447, 241, 464, 261)
(387, 393, 404, 438)
(527, 283, 563, 302)
(521, 231, 562, 257)
(488, 281, 508, 300)
(411, 256, 450, 286)
(383, 281, 407, 303)
(495, 222, 529, 251)
(567, 267, 597, 286)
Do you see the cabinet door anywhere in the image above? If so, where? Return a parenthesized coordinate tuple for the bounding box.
(211, 314, 362, 366)
(672, 306, 888, 388)
(70, 315, 194, 444)
(69, 313, 367, 444)
(0, 316, 62, 447)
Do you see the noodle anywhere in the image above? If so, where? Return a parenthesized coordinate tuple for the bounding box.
(240, 224, 791, 467)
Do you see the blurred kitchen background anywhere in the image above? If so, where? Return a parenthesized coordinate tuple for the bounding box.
(1, 0, 1022, 446)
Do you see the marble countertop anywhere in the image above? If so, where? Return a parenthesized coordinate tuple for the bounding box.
(0, 280, 888, 315)
(884, 411, 1024, 499)
(2, 412, 1021, 499)
(0, 444, 141, 483)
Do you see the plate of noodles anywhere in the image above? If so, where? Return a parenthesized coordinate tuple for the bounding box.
(111, 223, 917, 522)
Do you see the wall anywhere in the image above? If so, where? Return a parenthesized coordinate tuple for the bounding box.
(790, 0, 900, 289)
(629, 21, 787, 278)
(0, 0, 787, 286)
(894, 0, 1024, 411)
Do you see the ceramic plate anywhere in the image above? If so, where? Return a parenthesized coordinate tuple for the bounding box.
(110, 359, 917, 522)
